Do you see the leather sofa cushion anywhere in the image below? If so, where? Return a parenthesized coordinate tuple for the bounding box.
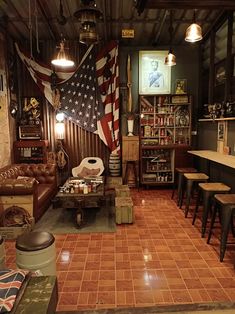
(37, 184, 54, 209)
(0, 177, 37, 195)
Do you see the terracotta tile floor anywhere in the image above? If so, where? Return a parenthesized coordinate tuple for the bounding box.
(4, 189, 235, 312)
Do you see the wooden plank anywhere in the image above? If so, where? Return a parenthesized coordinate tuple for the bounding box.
(146, 1, 235, 9)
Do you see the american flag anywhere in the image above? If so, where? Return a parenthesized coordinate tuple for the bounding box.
(15, 43, 75, 106)
(15, 42, 120, 154)
(96, 41, 120, 154)
(0, 269, 28, 312)
(59, 48, 103, 134)
(59, 41, 120, 154)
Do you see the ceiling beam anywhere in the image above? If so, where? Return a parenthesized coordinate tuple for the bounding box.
(36, 0, 57, 40)
(146, 1, 235, 9)
(0, 0, 30, 38)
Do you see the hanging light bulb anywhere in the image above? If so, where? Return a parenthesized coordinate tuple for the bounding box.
(165, 10, 176, 67)
(51, 39, 75, 67)
(185, 10, 203, 43)
(165, 50, 176, 66)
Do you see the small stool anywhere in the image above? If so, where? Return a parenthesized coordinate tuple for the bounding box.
(171, 167, 197, 205)
(16, 231, 56, 275)
(0, 236, 5, 270)
(124, 160, 139, 189)
(207, 194, 235, 262)
(115, 185, 130, 197)
(183, 173, 209, 218)
(115, 196, 133, 224)
(192, 182, 231, 237)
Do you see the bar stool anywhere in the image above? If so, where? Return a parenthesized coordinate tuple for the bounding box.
(192, 182, 231, 238)
(171, 167, 197, 205)
(124, 160, 139, 189)
(207, 194, 235, 262)
(183, 173, 209, 218)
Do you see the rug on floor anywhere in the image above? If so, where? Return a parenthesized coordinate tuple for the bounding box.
(34, 204, 116, 234)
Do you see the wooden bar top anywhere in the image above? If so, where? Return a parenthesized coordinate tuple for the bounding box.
(188, 150, 235, 169)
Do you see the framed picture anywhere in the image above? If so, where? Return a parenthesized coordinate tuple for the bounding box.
(217, 121, 225, 141)
(139, 50, 171, 95)
(175, 79, 187, 94)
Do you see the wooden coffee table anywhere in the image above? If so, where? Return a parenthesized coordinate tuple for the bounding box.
(54, 177, 105, 227)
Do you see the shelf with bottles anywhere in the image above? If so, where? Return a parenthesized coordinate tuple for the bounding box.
(140, 94, 191, 146)
(140, 148, 174, 184)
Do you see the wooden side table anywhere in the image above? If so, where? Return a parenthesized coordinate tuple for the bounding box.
(122, 136, 139, 187)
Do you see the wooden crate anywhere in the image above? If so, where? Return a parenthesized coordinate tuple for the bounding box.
(0, 218, 35, 239)
(115, 185, 130, 197)
(115, 196, 133, 224)
(105, 176, 123, 189)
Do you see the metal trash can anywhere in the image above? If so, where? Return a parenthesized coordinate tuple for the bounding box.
(16, 231, 56, 276)
(0, 236, 5, 270)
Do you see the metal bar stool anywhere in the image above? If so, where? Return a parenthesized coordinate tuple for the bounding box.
(183, 173, 209, 218)
(192, 182, 231, 237)
(207, 193, 235, 262)
(171, 167, 197, 206)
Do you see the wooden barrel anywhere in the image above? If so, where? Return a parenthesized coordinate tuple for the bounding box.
(109, 153, 121, 177)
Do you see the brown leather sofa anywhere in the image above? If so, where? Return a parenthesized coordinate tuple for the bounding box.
(0, 164, 57, 222)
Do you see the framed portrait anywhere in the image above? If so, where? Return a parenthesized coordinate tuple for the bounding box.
(139, 50, 171, 95)
(175, 79, 187, 94)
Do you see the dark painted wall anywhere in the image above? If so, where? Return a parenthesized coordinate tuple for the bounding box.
(119, 44, 200, 148)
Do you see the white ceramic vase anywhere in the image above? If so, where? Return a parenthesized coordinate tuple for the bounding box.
(127, 119, 134, 136)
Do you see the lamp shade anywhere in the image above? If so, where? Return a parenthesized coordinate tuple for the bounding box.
(185, 23, 202, 42)
(165, 52, 176, 66)
(51, 41, 75, 67)
(55, 122, 65, 139)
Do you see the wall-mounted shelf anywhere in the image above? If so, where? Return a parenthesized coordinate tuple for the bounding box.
(198, 117, 235, 122)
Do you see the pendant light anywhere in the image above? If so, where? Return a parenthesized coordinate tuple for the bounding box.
(74, 1, 103, 45)
(165, 10, 176, 67)
(185, 10, 203, 43)
(51, 39, 75, 67)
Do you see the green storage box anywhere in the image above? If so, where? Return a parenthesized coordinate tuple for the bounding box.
(115, 185, 130, 197)
(115, 196, 133, 224)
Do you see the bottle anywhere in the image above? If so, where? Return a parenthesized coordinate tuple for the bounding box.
(83, 184, 88, 194)
(74, 184, 79, 193)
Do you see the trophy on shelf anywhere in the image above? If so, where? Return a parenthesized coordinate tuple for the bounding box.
(207, 103, 222, 120)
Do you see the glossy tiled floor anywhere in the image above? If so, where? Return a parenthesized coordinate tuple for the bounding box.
(5, 189, 235, 312)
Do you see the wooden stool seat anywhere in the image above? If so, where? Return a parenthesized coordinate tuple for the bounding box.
(175, 167, 197, 173)
(198, 182, 231, 192)
(214, 194, 235, 204)
(193, 182, 231, 237)
(207, 193, 235, 262)
(184, 173, 209, 181)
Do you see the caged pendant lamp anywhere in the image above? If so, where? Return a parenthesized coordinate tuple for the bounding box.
(51, 39, 75, 67)
(74, 0, 103, 45)
(185, 10, 203, 43)
(165, 10, 176, 67)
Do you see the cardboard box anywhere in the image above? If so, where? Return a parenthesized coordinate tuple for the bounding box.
(0, 219, 35, 239)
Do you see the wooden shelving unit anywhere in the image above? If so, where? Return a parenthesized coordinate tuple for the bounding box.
(139, 94, 192, 186)
(14, 140, 49, 164)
